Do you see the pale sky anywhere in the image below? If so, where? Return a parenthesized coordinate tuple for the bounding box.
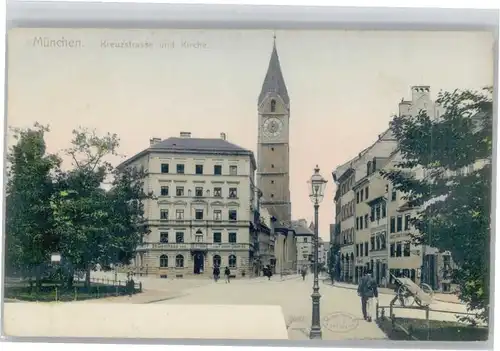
(7, 28, 494, 240)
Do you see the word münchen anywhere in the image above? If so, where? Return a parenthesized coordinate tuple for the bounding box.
(32, 36, 83, 48)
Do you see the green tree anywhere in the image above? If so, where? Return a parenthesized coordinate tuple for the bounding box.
(50, 127, 121, 288)
(381, 87, 492, 324)
(5, 123, 61, 288)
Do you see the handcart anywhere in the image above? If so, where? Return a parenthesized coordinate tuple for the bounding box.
(391, 273, 434, 307)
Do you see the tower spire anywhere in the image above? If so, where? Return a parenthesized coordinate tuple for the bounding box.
(258, 33, 289, 106)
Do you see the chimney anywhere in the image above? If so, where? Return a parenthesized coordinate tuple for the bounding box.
(180, 132, 191, 138)
(220, 132, 226, 141)
(149, 137, 161, 146)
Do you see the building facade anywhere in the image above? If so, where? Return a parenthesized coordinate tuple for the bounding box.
(293, 219, 314, 272)
(121, 132, 258, 278)
(332, 85, 457, 289)
(257, 37, 292, 224)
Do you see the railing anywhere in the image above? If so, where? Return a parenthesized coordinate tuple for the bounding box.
(375, 302, 485, 341)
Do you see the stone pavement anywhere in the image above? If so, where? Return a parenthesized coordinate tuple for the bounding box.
(85, 270, 472, 339)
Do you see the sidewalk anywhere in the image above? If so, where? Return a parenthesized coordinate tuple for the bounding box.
(326, 280, 462, 305)
(73, 289, 186, 304)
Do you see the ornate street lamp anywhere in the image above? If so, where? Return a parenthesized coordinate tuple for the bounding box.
(307, 165, 327, 340)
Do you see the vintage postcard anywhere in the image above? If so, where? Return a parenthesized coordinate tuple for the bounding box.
(2, 28, 494, 341)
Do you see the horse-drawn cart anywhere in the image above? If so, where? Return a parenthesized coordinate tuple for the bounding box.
(392, 273, 434, 307)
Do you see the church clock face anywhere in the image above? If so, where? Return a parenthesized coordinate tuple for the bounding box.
(263, 117, 283, 138)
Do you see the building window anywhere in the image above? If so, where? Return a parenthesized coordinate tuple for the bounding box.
(390, 217, 396, 233)
(161, 163, 169, 173)
(396, 216, 403, 232)
(366, 161, 372, 176)
(175, 254, 184, 268)
(176, 186, 184, 197)
(390, 243, 395, 257)
(228, 187, 238, 198)
(175, 232, 184, 243)
(356, 244, 359, 256)
(375, 204, 381, 220)
(160, 186, 169, 196)
(364, 214, 369, 228)
(195, 164, 203, 175)
(270, 99, 276, 112)
(381, 202, 386, 218)
(396, 242, 402, 257)
(270, 194, 274, 198)
(214, 165, 222, 175)
(365, 187, 369, 199)
(175, 209, 184, 220)
(370, 237, 375, 251)
(176, 164, 185, 174)
(213, 232, 222, 243)
(228, 254, 237, 268)
(304, 237, 308, 243)
(360, 189, 364, 201)
(214, 187, 222, 197)
(194, 232, 203, 242)
(195, 187, 203, 197)
(160, 255, 168, 268)
(360, 217, 364, 230)
(271, 180, 275, 184)
(404, 242, 411, 257)
(370, 207, 375, 222)
(228, 210, 237, 221)
(404, 214, 411, 230)
(228, 232, 237, 243)
(229, 165, 238, 176)
(160, 209, 169, 220)
(364, 242, 368, 255)
(356, 192, 360, 204)
(195, 209, 204, 220)
(391, 189, 397, 201)
(356, 217, 359, 230)
(271, 164, 275, 168)
(160, 232, 169, 243)
(213, 210, 222, 221)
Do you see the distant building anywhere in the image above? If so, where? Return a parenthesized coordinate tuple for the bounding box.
(293, 219, 314, 271)
(119, 132, 258, 278)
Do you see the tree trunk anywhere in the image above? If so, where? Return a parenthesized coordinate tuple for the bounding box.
(85, 264, 91, 289)
(35, 265, 42, 291)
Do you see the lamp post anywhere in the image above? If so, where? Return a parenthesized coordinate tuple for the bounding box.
(308, 165, 327, 340)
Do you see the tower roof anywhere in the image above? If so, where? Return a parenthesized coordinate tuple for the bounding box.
(258, 36, 289, 106)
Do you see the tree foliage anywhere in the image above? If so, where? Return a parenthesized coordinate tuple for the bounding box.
(381, 87, 492, 324)
(5, 125, 151, 288)
(5, 124, 61, 284)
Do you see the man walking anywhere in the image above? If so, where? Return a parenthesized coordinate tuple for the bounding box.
(357, 269, 379, 322)
(224, 266, 231, 283)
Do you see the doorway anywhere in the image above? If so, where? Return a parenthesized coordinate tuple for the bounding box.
(193, 252, 205, 274)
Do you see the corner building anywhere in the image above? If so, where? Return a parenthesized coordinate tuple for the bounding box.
(121, 132, 257, 278)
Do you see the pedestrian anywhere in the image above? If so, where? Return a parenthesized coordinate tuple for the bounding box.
(357, 269, 379, 322)
(301, 266, 307, 281)
(213, 265, 220, 282)
(224, 266, 231, 283)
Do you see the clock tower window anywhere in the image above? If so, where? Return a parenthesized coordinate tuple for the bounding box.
(270, 99, 276, 112)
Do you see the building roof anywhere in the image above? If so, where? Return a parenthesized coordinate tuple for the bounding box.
(258, 37, 289, 106)
(291, 219, 314, 236)
(118, 136, 257, 169)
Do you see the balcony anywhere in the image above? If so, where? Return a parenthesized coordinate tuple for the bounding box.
(148, 219, 251, 226)
(137, 242, 252, 251)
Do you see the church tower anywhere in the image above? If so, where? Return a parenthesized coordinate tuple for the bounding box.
(257, 36, 292, 225)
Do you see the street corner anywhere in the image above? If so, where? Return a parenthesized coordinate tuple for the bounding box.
(322, 311, 360, 333)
